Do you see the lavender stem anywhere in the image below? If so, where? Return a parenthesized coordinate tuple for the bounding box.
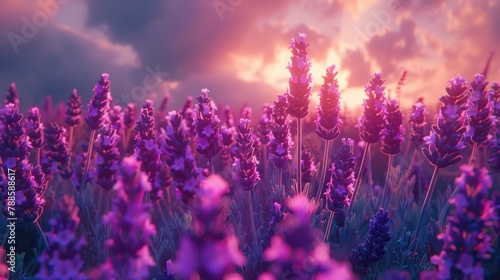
(347, 143, 371, 217)
(415, 165, 439, 236)
(315, 140, 330, 202)
(80, 129, 96, 192)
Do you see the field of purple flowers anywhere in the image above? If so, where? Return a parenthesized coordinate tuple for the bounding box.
(1, 33, 499, 280)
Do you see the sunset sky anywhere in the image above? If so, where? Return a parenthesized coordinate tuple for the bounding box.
(1, 0, 499, 115)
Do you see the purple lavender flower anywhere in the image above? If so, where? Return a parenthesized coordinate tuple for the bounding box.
(409, 98, 428, 148)
(349, 208, 393, 276)
(316, 65, 342, 141)
(25, 107, 44, 149)
(85, 73, 112, 130)
(42, 123, 72, 179)
(467, 74, 492, 145)
(233, 118, 260, 191)
(172, 175, 246, 279)
(490, 82, 500, 120)
(381, 99, 405, 155)
(258, 103, 273, 145)
(263, 195, 354, 279)
(301, 145, 316, 185)
(108, 105, 124, 135)
(195, 88, 222, 160)
(269, 95, 293, 169)
(64, 89, 83, 127)
(37, 195, 86, 280)
(163, 111, 201, 201)
(357, 73, 387, 144)
(124, 103, 136, 130)
(240, 103, 252, 120)
(4, 83, 19, 107)
(102, 156, 156, 279)
(220, 124, 235, 167)
(423, 75, 468, 168)
(223, 105, 235, 128)
(286, 33, 312, 119)
(95, 127, 120, 191)
(134, 100, 161, 200)
(0, 104, 29, 172)
(489, 124, 500, 172)
(430, 165, 495, 279)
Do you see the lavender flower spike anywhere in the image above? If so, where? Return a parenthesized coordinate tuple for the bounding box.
(357, 73, 387, 144)
(431, 166, 495, 280)
(4, 83, 19, 107)
(234, 118, 260, 191)
(423, 75, 468, 168)
(269, 95, 293, 169)
(409, 98, 427, 148)
(85, 73, 112, 130)
(95, 127, 120, 191)
(195, 88, 222, 160)
(301, 145, 316, 185)
(41, 123, 72, 179)
(258, 103, 273, 145)
(381, 99, 405, 155)
(37, 195, 86, 280)
(25, 107, 44, 149)
(287, 33, 312, 119)
(0, 104, 28, 172)
(467, 74, 492, 145)
(108, 105, 124, 135)
(64, 89, 83, 128)
(102, 156, 156, 279)
(316, 65, 342, 141)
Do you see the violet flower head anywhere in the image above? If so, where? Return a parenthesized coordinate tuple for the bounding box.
(224, 105, 235, 128)
(108, 105, 124, 135)
(85, 73, 112, 130)
(490, 82, 500, 120)
(41, 122, 72, 179)
(258, 103, 273, 145)
(233, 118, 260, 191)
(316, 65, 342, 141)
(286, 33, 312, 119)
(301, 145, 316, 185)
(269, 95, 293, 169)
(381, 99, 405, 155)
(102, 156, 156, 279)
(25, 107, 44, 149)
(423, 75, 468, 168)
(4, 83, 19, 107)
(409, 98, 428, 148)
(0, 104, 28, 171)
(357, 73, 387, 144)
(220, 124, 235, 167)
(431, 165, 495, 280)
(37, 195, 86, 280)
(134, 100, 161, 200)
(240, 103, 252, 120)
(124, 103, 136, 130)
(349, 208, 393, 276)
(64, 89, 83, 127)
(195, 88, 222, 160)
(95, 127, 120, 191)
(466, 74, 492, 144)
(325, 138, 356, 213)
(164, 111, 201, 201)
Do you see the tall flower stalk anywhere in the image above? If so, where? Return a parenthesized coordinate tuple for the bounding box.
(418, 75, 468, 234)
(25, 107, 44, 166)
(123, 103, 136, 151)
(4, 83, 19, 107)
(195, 89, 222, 174)
(315, 65, 342, 202)
(42, 123, 72, 180)
(347, 73, 386, 216)
(81, 74, 112, 192)
(64, 89, 83, 151)
(287, 33, 312, 194)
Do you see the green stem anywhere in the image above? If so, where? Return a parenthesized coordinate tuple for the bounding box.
(297, 118, 302, 193)
(384, 155, 393, 190)
(35, 221, 49, 250)
(324, 211, 335, 242)
(315, 140, 330, 202)
(346, 143, 370, 217)
(80, 129, 96, 192)
(247, 191, 258, 252)
(415, 165, 439, 235)
(68, 126, 74, 153)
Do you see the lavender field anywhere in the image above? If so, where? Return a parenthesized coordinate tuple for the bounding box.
(1, 1, 500, 280)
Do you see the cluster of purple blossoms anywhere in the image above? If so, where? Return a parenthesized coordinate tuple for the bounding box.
(85, 74, 112, 131)
(172, 175, 246, 280)
(64, 89, 83, 128)
(423, 75, 468, 168)
(41, 123, 72, 179)
(4, 83, 19, 107)
(0, 104, 29, 171)
(263, 195, 354, 279)
(316, 65, 342, 141)
(95, 127, 120, 191)
(25, 107, 44, 149)
(269, 95, 293, 169)
(357, 73, 387, 144)
(195, 89, 222, 160)
(431, 166, 495, 279)
(220, 124, 235, 167)
(37, 195, 86, 280)
(134, 100, 161, 200)
(349, 208, 393, 276)
(258, 104, 273, 145)
(124, 103, 136, 131)
(301, 145, 316, 185)
(163, 111, 201, 201)
(108, 105, 124, 135)
(223, 105, 235, 128)
(466, 74, 492, 144)
(286, 33, 312, 119)
(102, 156, 156, 279)
(233, 118, 260, 191)
(409, 98, 427, 148)
(381, 99, 405, 155)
